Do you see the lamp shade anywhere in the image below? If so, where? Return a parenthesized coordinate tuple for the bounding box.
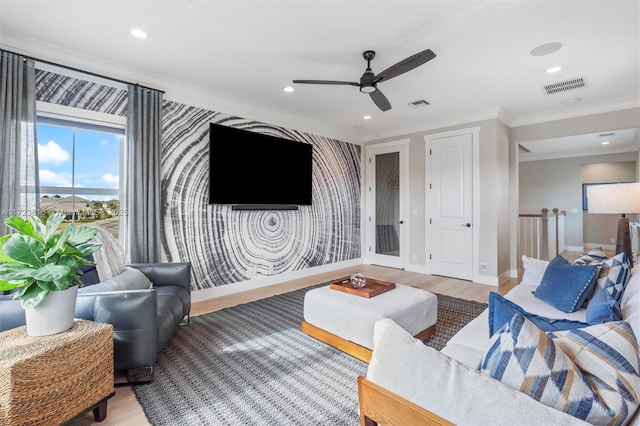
(587, 182, 640, 214)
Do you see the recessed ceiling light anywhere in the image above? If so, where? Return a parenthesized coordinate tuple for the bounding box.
(130, 28, 148, 39)
(601, 141, 610, 145)
(283, 86, 294, 93)
(530, 42, 563, 56)
(546, 66, 562, 73)
(363, 115, 372, 120)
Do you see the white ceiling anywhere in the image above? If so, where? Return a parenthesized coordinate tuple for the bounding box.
(0, 0, 639, 144)
(519, 128, 639, 162)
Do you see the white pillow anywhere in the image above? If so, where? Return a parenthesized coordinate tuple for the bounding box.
(78, 267, 153, 293)
(521, 255, 548, 287)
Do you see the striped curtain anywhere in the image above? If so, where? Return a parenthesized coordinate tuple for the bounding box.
(124, 85, 163, 263)
(0, 51, 39, 235)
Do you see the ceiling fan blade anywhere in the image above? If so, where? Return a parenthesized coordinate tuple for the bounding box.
(292, 79, 359, 86)
(374, 49, 436, 83)
(370, 89, 391, 112)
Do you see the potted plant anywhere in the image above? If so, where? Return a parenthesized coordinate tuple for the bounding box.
(0, 212, 101, 336)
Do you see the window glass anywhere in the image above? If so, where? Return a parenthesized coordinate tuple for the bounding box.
(37, 118, 124, 240)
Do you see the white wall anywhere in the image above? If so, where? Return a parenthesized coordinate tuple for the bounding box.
(511, 107, 640, 265)
(365, 117, 510, 285)
(519, 153, 635, 250)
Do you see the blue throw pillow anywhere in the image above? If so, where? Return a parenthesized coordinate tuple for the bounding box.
(534, 255, 601, 313)
(488, 291, 588, 336)
(586, 284, 622, 324)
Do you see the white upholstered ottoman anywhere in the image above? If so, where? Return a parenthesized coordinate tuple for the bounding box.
(301, 283, 437, 362)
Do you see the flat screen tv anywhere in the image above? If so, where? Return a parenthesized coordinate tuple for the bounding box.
(208, 123, 313, 207)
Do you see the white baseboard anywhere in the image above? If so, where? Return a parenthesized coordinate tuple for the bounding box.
(584, 243, 615, 251)
(191, 258, 363, 302)
(474, 274, 498, 286)
(510, 268, 519, 278)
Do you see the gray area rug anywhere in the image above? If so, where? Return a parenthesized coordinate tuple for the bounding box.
(133, 283, 488, 425)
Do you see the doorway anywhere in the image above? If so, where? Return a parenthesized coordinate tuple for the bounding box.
(425, 128, 478, 281)
(364, 140, 409, 269)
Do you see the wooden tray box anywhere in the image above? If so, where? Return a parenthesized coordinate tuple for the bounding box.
(329, 277, 396, 298)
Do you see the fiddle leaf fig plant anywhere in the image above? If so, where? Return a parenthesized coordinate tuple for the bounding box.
(0, 212, 102, 308)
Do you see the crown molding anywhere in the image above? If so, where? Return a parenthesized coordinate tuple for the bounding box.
(1, 30, 361, 144)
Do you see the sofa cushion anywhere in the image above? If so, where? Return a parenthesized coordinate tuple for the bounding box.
(480, 314, 640, 425)
(488, 292, 588, 336)
(572, 246, 608, 265)
(534, 255, 601, 313)
(521, 255, 548, 287)
(78, 267, 153, 294)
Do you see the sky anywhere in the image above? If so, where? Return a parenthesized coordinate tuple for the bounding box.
(37, 123, 121, 199)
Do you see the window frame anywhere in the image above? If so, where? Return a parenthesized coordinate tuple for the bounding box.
(36, 101, 127, 244)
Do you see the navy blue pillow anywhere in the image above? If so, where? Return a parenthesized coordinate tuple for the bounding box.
(533, 255, 601, 313)
(586, 285, 622, 324)
(488, 292, 588, 336)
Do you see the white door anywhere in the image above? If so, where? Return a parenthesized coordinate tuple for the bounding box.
(365, 141, 408, 269)
(429, 133, 473, 280)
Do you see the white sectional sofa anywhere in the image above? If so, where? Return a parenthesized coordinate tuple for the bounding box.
(359, 252, 640, 425)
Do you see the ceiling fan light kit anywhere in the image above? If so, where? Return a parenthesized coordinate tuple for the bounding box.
(293, 49, 436, 112)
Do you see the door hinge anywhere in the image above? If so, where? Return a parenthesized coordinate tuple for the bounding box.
(429, 149, 432, 155)
(429, 253, 432, 260)
(368, 246, 372, 252)
(429, 218, 432, 224)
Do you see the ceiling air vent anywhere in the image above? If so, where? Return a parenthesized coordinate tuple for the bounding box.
(599, 132, 615, 137)
(408, 99, 430, 108)
(542, 77, 588, 95)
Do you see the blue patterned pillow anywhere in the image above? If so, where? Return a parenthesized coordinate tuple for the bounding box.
(480, 314, 640, 424)
(550, 321, 640, 425)
(572, 246, 608, 265)
(534, 255, 601, 313)
(596, 252, 632, 302)
(488, 292, 588, 336)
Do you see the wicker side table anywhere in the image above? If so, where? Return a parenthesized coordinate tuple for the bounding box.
(0, 319, 114, 426)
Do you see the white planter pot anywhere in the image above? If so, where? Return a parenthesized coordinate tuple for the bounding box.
(24, 286, 78, 336)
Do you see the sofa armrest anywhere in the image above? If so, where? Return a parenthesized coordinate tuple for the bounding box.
(366, 318, 589, 425)
(128, 262, 191, 292)
(76, 289, 158, 370)
(357, 375, 452, 426)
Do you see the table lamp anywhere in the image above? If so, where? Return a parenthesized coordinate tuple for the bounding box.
(587, 182, 640, 268)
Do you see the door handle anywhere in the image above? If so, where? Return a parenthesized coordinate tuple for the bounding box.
(462, 223, 471, 227)
(396, 220, 404, 224)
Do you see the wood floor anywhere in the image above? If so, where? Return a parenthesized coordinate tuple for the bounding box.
(70, 263, 522, 425)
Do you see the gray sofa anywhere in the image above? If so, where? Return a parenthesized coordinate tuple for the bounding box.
(0, 261, 191, 381)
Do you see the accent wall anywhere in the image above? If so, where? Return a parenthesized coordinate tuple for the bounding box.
(35, 69, 362, 291)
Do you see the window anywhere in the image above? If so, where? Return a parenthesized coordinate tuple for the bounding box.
(37, 116, 124, 240)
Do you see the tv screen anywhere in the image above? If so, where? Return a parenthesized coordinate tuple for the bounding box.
(208, 123, 313, 206)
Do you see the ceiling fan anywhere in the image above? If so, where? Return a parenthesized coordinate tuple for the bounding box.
(292, 49, 436, 112)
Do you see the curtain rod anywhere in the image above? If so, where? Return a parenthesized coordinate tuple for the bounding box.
(1, 48, 165, 94)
